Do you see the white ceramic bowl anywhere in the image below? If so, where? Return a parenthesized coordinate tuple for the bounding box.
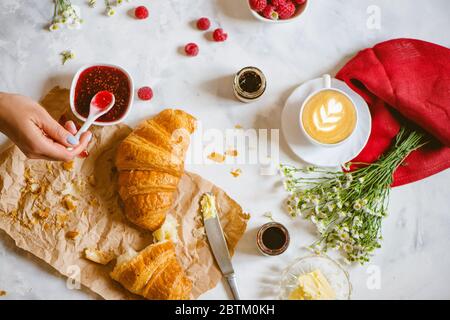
(69, 63, 134, 126)
(279, 255, 352, 300)
(247, 0, 309, 24)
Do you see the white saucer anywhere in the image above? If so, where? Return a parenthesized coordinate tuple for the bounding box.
(281, 78, 372, 167)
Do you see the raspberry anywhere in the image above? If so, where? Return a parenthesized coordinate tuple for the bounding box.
(196, 17, 211, 30)
(249, 0, 267, 12)
(137, 86, 153, 101)
(262, 5, 279, 20)
(134, 6, 149, 19)
(213, 28, 228, 42)
(79, 150, 89, 158)
(271, 0, 286, 7)
(184, 43, 199, 56)
(293, 0, 306, 5)
(276, 1, 296, 19)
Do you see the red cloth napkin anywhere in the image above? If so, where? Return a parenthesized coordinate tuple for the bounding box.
(336, 38, 450, 187)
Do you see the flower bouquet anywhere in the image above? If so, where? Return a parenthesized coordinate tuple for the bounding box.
(281, 127, 428, 264)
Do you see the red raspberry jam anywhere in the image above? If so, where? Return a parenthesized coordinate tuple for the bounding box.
(74, 66, 131, 122)
(91, 90, 114, 109)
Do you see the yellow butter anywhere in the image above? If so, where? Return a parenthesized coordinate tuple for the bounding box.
(200, 193, 217, 220)
(153, 215, 178, 243)
(288, 269, 336, 300)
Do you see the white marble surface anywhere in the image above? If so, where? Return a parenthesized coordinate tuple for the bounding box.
(0, 0, 449, 300)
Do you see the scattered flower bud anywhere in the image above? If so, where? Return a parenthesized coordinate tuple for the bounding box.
(60, 50, 75, 65)
(49, 23, 60, 31)
(106, 8, 116, 16)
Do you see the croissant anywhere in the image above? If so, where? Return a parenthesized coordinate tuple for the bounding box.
(110, 241, 192, 300)
(116, 109, 196, 231)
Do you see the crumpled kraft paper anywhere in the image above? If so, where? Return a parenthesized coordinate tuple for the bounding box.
(0, 87, 250, 299)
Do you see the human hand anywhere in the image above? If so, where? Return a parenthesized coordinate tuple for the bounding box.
(0, 92, 92, 161)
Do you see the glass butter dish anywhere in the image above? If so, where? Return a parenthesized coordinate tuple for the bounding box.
(279, 255, 352, 300)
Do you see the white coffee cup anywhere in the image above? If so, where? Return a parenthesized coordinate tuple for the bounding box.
(299, 74, 358, 147)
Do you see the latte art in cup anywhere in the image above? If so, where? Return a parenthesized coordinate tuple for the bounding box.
(301, 90, 357, 145)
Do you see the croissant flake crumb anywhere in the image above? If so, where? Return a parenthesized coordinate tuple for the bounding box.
(29, 183, 41, 194)
(0, 290, 6, 297)
(225, 149, 239, 157)
(34, 208, 50, 219)
(230, 168, 242, 178)
(9, 209, 18, 220)
(66, 230, 79, 240)
(62, 195, 76, 211)
(62, 161, 74, 171)
(207, 152, 226, 163)
(83, 248, 114, 265)
(234, 124, 243, 129)
(56, 213, 69, 228)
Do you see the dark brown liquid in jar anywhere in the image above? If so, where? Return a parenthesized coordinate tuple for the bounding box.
(262, 226, 287, 250)
(239, 71, 262, 93)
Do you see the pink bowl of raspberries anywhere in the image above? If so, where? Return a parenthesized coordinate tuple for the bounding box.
(248, 0, 308, 23)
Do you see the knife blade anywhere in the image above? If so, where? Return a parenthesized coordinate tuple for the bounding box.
(201, 193, 241, 300)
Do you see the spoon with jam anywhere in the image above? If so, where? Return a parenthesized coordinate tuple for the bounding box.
(69, 90, 115, 146)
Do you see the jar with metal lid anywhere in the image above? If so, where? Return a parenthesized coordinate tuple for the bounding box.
(256, 222, 290, 256)
(233, 66, 266, 103)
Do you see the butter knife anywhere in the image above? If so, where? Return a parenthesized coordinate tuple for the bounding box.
(201, 193, 241, 300)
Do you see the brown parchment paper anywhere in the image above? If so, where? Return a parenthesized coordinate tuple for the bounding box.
(0, 87, 250, 299)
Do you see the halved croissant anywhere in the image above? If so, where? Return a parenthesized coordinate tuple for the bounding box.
(111, 241, 192, 300)
(116, 109, 196, 230)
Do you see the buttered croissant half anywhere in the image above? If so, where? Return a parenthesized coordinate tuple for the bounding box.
(111, 241, 192, 300)
(116, 109, 196, 231)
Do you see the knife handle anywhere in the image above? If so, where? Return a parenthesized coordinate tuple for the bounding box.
(225, 274, 241, 300)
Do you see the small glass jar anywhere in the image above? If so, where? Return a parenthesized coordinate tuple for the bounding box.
(256, 222, 290, 256)
(233, 66, 266, 103)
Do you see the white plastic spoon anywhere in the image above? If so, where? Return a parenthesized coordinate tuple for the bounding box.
(68, 90, 115, 149)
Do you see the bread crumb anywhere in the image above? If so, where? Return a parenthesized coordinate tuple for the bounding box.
(29, 183, 41, 194)
(83, 248, 114, 265)
(56, 213, 69, 228)
(0, 290, 6, 297)
(62, 161, 74, 171)
(230, 168, 242, 178)
(34, 208, 50, 219)
(226, 149, 239, 157)
(207, 152, 226, 163)
(66, 230, 79, 240)
(9, 209, 18, 220)
(62, 195, 76, 211)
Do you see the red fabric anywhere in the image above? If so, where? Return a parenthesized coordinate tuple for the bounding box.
(336, 39, 450, 187)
